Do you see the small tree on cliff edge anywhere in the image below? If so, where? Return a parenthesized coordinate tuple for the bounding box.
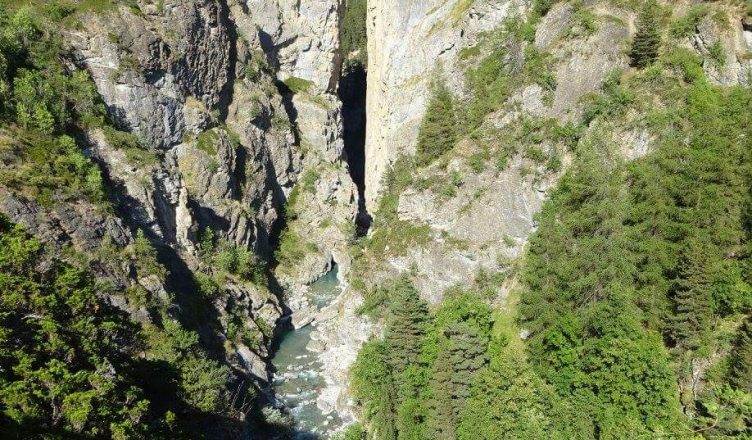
(630, 0, 661, 68)
(416, 79, 458, 165)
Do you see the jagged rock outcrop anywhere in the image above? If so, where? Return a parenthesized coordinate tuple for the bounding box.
(275, 94, 359, 287)
(231, 0, 342, 93)
(3, 0, 748, 435)
(0, 187, 130, 252)
(537, 2, 631, 119)
(693, 11, 752, 86)
(67, 0, 231, 149)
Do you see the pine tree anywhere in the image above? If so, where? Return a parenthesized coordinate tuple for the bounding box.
(424, 354, 456, 440)
(671, 237, 716, 350)
(424, 323, 489, 440)
(340, 0, 368, 66)
(446, 323, 488, 411)
(416, 81, 457, 165)
(385, 278, 429, 374)
(351, 340, 399, 440)
(630, 0, 661, 68)
(729, 318, 752, 392)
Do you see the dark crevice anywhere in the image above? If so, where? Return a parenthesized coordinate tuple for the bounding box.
(214, 0, 237, 123)
(338, 63, 371, 235)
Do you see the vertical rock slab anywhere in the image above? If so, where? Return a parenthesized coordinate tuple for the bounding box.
(364, 0, 526, 210)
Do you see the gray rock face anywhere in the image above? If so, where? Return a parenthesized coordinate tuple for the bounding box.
(542, 4, 630, 119)
(358, 0, 634, 302)
(535, 3, 574, 49)
(274, 93, 359, 289)
(363, 0, 638, 210)
(68, 1, 231, 149)
(0, 186, 130, 252)
(314, 286, 378, 423)
(231, 0, 342, 93)
(693, 13, 752, 86)
(364, 0, 527, 210)
(67, 0, 355, 262)
(393, 153, 557, 304)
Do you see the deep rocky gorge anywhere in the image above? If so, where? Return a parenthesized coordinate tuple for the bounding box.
(1, 0, 363, 435)
(1, 0, 751, 438)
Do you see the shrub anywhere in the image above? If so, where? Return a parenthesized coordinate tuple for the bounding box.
(670, 5, 708, 39)
(664, 48, 705, 83)
(465, 47, 509, 128)
(275, 228, 316, 267)
(533, 0, 557, 17)
(708, 41, 726, 66)
(196, 129, 219, 156)
(131, 229, 167, 280)
(581, 70, 635, 123)
(467, 151, 489, 173)
(301, 168, 321, 193)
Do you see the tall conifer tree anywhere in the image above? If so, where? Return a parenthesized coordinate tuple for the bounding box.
(671, 236, 715, 349)
(416, 81, 457, 164)
(424, 323, 488, 439)
(630, 0, 661, 68)
(730, 318, 752, 392)
(385, 279, 429, 374)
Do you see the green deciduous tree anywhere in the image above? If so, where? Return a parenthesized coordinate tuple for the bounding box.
(351, 340, 398, 440)
(458, 336, 583, 440)
(131, 229, 167, 280)
(0, 215, 150, 437)
(178, 356, 230, 413)
(577, 333, 684, 434)
(13, 69, 67, 133)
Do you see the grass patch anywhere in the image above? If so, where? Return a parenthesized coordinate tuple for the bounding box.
(283, 76, 314, 94)
(196, 129, 219, 156)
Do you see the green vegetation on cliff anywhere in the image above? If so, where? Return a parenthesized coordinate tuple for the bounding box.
(341, 0, 368, 67)
(0, 4, 269, 438)
(522, 61, 752, 437)
(0, 2, 156, 208)
(0, 215, 245, 439)
(351, 2, 752, 438)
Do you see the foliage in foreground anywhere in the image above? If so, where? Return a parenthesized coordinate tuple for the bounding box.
(350, 280, 586, 440)
(0, 215, 243, 439)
